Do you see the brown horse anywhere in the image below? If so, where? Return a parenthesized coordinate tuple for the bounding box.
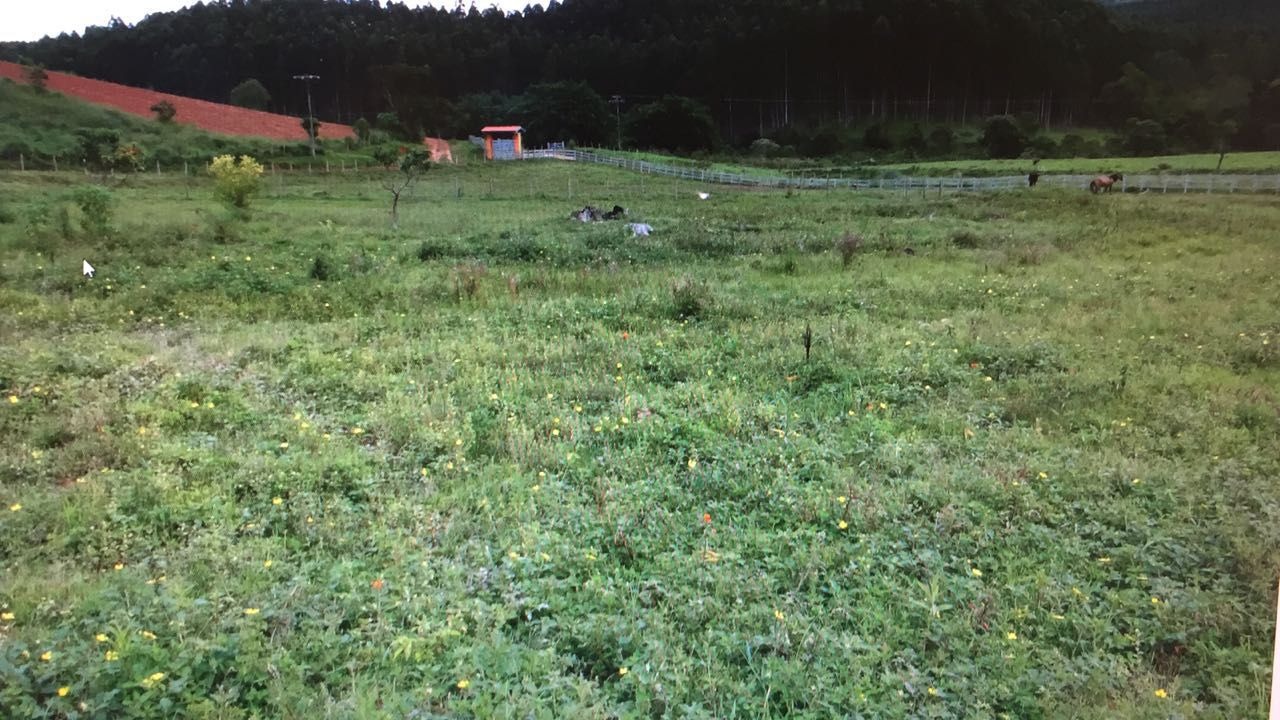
(1089, 173, 1123, 194)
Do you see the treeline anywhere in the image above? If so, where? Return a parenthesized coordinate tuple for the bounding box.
(1, 0, 1277, 157)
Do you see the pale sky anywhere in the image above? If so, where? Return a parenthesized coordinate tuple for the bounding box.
(1, 1, 537, 42)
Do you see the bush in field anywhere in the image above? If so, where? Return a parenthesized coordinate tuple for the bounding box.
(750, 138, 781, 158)
(862, 123, 893, 151)
(927, 127, 955, 154)
(72, 185, 114, 237)
(208, 154, 264, 209)
(150, 100, 177, 123)
(23, 64, 48, 92)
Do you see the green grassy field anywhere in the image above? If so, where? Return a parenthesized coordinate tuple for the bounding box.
(1, 160, 1278, 718)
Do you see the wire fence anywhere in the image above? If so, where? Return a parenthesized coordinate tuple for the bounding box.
(522, 148, 1280, 194)
(7, 148, 1280, 196)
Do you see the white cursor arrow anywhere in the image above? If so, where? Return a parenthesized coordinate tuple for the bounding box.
(83, 260, 95, 278)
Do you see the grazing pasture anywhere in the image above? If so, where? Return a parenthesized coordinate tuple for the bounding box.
(1, 161, 1278, 718)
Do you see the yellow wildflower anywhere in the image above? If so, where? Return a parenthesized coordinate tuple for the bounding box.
(243, 607, 260, 616)
(1154, 688, 1168, 699)
(618, 667, 629, 676)
(774, 610, 785, 621)
(971, 568, 983, 577)
(57, 686, 69, 697)
(95, 633, 108, 643)
(351, 427, 363, 435)
(263, 560, 273, 568)
(40, 651, 53, 661)
(105, 651, 119, 661)
(8, 504, 20, 512)
(1006, 631, 1017, 641)
(7, 395, 18, 403)
(1, 612, 14, 621)
(141, 630, 156, 640)
(927, 687, 938, 696)
(456, 678, 471, 690)
(687, 458, 697, 470)
(272, 497, 283, 506)
(838, 520, 849, 530)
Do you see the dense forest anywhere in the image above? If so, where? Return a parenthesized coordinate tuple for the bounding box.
(2, 0, 1278, 156)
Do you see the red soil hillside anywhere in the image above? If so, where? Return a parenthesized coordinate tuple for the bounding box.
(0, 60, 354, 142)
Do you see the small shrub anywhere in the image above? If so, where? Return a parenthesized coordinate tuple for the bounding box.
(310, 255, 334, 281)
(208, 155, 264, 209)
(452, 261, 487, 301)
(927, 127, 955, 154)
(836, 232, 864, 267)
(863, 123, 893, 151)
(417, 240, 449, 262)
(671, 276, 707, 319)
(951, 231, 982, 249)
(750, 138, 781, 158)
(150, 100, 177, 123)
(72, 185, 114, 237)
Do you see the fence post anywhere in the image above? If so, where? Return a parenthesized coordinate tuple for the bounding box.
(52, 155, 58, 172)
(156, 159, 161, 175)
(184, 161, 189, 176)
(19, 154, 23, 171)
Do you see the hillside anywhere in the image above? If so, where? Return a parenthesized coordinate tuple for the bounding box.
(0, 60, 353, 143)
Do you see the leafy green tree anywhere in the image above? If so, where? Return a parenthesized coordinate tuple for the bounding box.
(1123, 118, 1168, 156)
(76, 129, 121, 171)
(378, 148, 431, 228)
(229, 79, 271, 110)
(517, 81, 609, 146)
(927, 127, 954, 154)
(981, 115, 1027, 159)
(353, 118, 371, 144)
(623, 96, 717, 153)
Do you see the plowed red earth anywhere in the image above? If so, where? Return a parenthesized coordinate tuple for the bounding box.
(1, 60, 453, 162)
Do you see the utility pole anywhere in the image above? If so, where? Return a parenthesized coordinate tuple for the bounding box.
(609, 94, 624, 150)
(293, 74, 320, 157)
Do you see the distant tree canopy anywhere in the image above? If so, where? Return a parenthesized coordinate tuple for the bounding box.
(0, 0, 1277, 152)
(624, 96, 717, 153)
(229, 79, 271, 111)
(516, 81, 608, 147)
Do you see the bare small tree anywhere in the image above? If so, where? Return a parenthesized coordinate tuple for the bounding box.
(376, 147, 431, 228)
